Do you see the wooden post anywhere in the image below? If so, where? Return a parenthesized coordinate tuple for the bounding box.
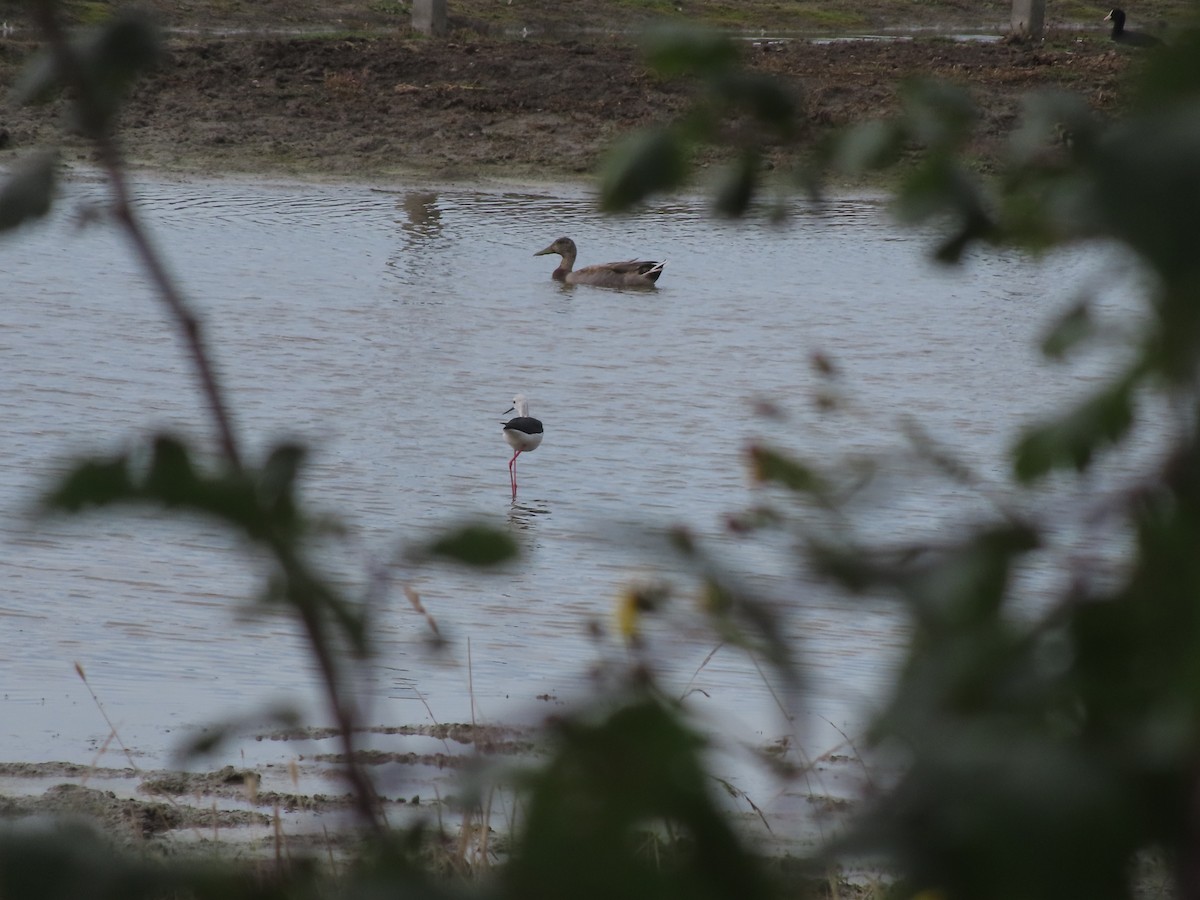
(1010, 0, 1044, 40)
(413, 0, 447, 35)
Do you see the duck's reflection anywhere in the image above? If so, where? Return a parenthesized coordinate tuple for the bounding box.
(386, 191, 446, 282)
(399, 191, 442, 240)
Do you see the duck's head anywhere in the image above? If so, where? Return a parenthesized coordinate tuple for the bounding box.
(534, 237, 577, 259)
(1104, 8, 1125, 25)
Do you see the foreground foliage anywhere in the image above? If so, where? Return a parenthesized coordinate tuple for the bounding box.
(604, 8, 1200, 899)
(7, 0, 1200, 898)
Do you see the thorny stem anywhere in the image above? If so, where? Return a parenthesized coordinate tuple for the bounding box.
(275, 544, 384, 834)
(32, 0, 384, 834)
(110, 178, 245, 471)
(31, 1, 243, 471)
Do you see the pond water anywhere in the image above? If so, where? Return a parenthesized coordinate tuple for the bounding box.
(0, 170, 1153, 828)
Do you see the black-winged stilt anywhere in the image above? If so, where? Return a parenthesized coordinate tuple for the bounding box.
(502, 394, 543, 500)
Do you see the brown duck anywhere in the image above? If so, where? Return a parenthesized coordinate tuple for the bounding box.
(535, 237, 665, 288)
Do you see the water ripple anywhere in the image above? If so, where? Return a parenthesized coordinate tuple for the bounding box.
(0, 172, 1153, 773)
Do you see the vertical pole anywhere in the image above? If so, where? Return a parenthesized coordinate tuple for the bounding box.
(1010, 0, 1045, 40)
(413, 0, 447, 36)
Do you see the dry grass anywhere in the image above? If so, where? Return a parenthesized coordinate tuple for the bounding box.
(323, 67, 371, 99)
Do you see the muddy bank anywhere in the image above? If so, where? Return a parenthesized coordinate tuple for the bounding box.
(0, 723, 538, 858)
(0, 724, 862, 860)
(1, 26, 1137, 182)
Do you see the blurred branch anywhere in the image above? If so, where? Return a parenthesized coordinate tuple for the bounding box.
(28, 1, 243, 472)
(26, 0, 386, 834)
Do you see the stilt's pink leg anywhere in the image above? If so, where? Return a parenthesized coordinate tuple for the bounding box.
(509, 451, 520, 500)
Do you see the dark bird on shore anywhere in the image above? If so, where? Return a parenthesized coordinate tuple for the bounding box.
(1105, 8, 1163, 46)
(535, 237, 665, 288)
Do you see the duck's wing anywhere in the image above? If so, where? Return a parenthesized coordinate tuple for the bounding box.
(639, 259, 666, 280)
(599, 259, 665, 277)
(566, 258, 666, 287)
(623, 259, 666, 283)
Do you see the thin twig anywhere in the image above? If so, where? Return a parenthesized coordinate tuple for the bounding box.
(275, 543, 384, 833)
(30, 2, 242, 470)
(680, 642, 725, 701)
(74, 661, 139, 771)
(34, 0, 382, 833)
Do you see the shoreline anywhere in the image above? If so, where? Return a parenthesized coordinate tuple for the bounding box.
(3, 27, 1137, 186)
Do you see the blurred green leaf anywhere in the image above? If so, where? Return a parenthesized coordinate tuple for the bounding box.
(9, 48, 60, 107)
(504, 695, 769, 900)
(835, 119, 904, 174)
(12, 13, 161, 112)
(895, 157, 995, 262)
(747, 444, 826, 495)
(702, 572, 796, 680)
(642, 25, 739, 77)
(715, 73, 797, 135)
(1008, 90, 1096, 166)
(144, 435, 198, 505)
(808, 537, 881, 594)
(901, 78, 977, 151)
(141, 437, 274, 539)
(1131, 25, 1200, 109)
(896, 156, 985, 225)
(700, 577, 734, 616)
(33, 10, 163, 137)
(0, 821, 267, 898)
(175, 704, 302, 758)
(1013, 376, 1136, 482)
(932, 211, 996, 264)
(85, 11, 162, 86)
(0, 152, 57, 233)
(1040, 301, 1094, 360)
(1092, 105, 1200, 282)
(713, 152, 757, 217)
(258, 442, 305, 521)
(856, 731, 1136, 900)
(600, 127, 690, 212)
(42, 435, 309, 545)
(668, 525, 697, 556)
(44, 456, 136, 511)
(425, 523, 519, 567)
(903, 524, 1039, 630)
